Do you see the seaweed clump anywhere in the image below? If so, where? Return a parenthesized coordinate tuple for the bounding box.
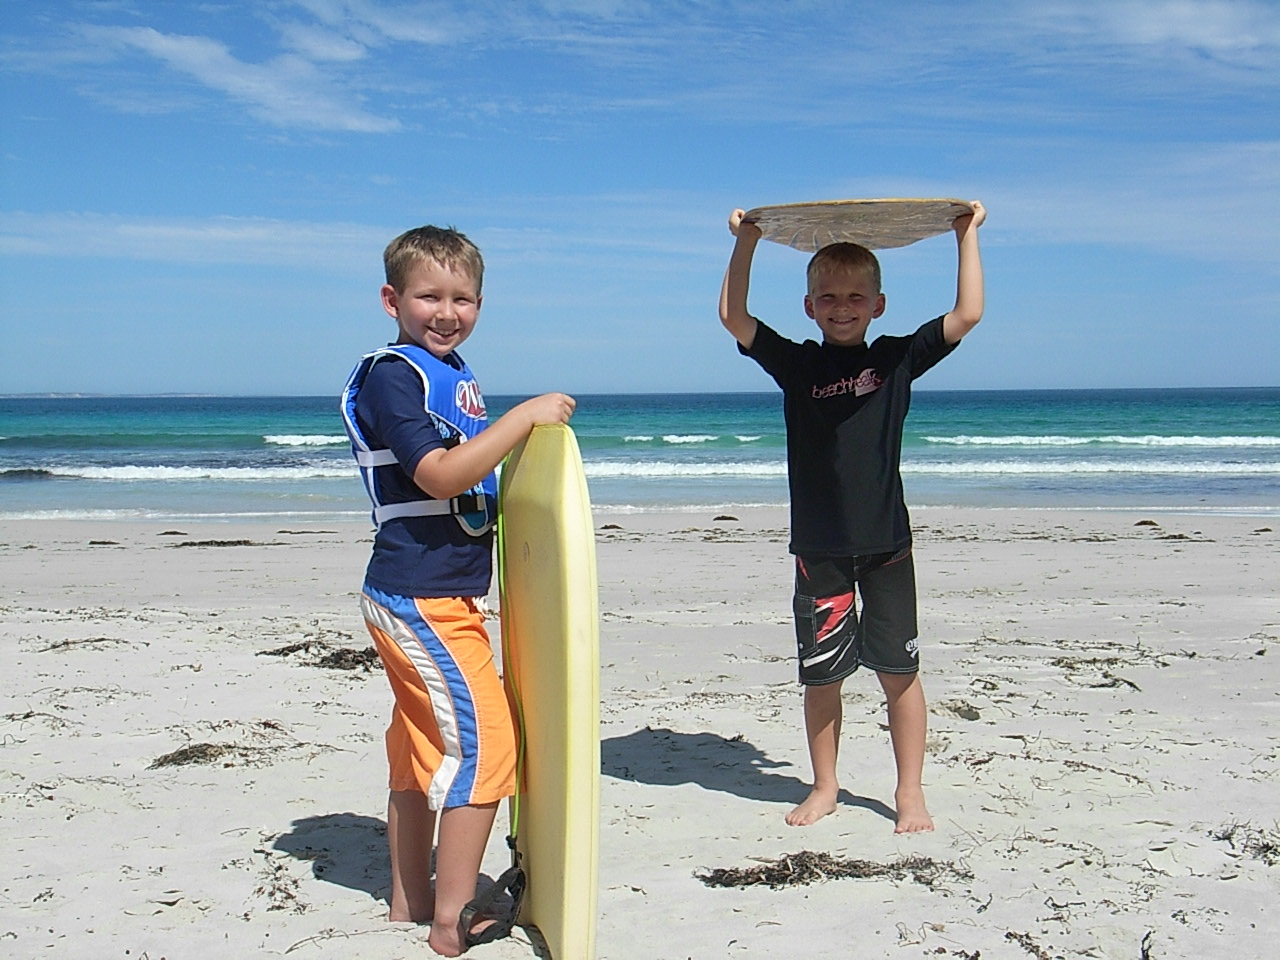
(148, 743, 233, 769)
(696, 850, 971, 890)
(1212, 822, 1280, 866)
(258, 641, 379, 672)
(313, 646, 379, 671)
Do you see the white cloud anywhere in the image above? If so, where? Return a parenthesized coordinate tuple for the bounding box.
(0, 212, 389, 268)
(985, 0, 1280, 84)
(85, 25, 400, 132)
(287, 0, 465, 45)
(276, 21, 369, 62)
(9, 1, 1273, 136)
(979, 140, 1280, 267)
(4, 138, 1277, 274)
(1053, 0, 1280, 55)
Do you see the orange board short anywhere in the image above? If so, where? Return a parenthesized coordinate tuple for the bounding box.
(361, 586, 516, 810)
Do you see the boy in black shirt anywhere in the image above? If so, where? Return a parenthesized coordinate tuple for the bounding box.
(718, 201, 986, 832)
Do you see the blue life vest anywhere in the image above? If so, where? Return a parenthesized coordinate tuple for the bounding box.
(340, 344, 497, 536)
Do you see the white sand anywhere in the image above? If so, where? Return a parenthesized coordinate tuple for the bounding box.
(2, 509, 1278, 958)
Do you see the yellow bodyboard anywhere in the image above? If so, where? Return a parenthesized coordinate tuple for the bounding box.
(498, 423, 600, 960)
(743, 197, 974, 251)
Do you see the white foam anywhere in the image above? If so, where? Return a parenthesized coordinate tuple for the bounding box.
(904, 460, 1280, 475)
(0, 508, 368, 521)
(583, 458, 1280, 479)
(661, 434, 719, 444)
(264, 434, 348, 447)
(584, 460, 786, 478)
(38, 464, 356, 481)
(924, 434, 1280, 447)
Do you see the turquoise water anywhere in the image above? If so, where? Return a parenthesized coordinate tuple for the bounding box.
(1, 388, 1278, 521)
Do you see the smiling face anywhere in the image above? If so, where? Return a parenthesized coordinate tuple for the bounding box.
(381, 258, 482, 359)
(804, 265, 885, 346)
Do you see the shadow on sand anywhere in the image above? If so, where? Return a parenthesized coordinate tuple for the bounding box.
(270, 728, 893, 906)
(271, 813, 519, 920)
(271, 812, 391, 900)
(601, 726, 896, 822)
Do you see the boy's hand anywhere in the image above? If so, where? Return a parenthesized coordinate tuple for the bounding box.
(952, 200, 986, 235)
(728, 208, 762, 241)
(516, 392, 576, 427)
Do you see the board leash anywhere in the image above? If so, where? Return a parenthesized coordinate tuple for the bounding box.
(494, 485, 530, 899)
(450, 487, 530, 949)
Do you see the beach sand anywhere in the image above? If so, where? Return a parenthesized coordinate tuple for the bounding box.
(2, 508, 1277, 958)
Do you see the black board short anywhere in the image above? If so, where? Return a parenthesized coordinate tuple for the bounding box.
(792, 546, 918, 684)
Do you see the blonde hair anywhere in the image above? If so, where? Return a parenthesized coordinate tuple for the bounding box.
(807, 242, 881, 294)
(383, 225, 484, 293)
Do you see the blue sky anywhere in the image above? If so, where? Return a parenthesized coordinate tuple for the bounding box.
(2, 0, 1278, 395)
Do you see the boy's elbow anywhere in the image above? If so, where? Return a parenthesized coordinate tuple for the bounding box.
(718, 305, 741, 335)
(418, 478, 458, 500)
(721, 312, 757, 350)
(944, 310, 981, 343)
(412, 450, 461, 499)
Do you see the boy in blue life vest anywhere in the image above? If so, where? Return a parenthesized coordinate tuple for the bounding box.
(342, 225, 574, 956)
(718, 201, 986, 833)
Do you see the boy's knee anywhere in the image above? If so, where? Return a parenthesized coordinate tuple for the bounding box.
(875, 669, 920, 694)
(804, 678, 845, 700)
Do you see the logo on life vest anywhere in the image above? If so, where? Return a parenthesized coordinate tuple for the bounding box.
(456, 380, 486, 419)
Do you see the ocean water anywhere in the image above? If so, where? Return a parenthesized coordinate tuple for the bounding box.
(1, 388, 1278, 522)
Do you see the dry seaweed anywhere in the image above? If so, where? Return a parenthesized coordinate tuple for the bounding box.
(41, 637, 138, 652)
(147, 719, 304, 770)
(253, 846, 308, 913)
(1005, 931, 1053, 959)
(148, 742, 233, 768)
(257, 641, 378, 672)
(168, 539, 258, 548)
(257, 640, 324, 658)
(313, 647, 379, 671)
(1211, 821, 1280, 866)
(695, 850, 971, 890)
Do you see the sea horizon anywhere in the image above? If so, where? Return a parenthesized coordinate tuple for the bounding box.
(4, 384, 1278, 400)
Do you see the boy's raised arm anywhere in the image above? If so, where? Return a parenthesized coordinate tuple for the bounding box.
(942, 200, 987, 345)
(719, 208, 761, 349)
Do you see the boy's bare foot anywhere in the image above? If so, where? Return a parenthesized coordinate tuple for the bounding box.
(428, 914, 503, 957)
(893, 786, 934, 833)
(427, 923, 464, 957)
(785, 787, 838, 826)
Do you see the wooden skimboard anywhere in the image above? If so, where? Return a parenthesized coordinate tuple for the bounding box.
(743, 197, 974, 252)
(497, 423, 600, 960)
